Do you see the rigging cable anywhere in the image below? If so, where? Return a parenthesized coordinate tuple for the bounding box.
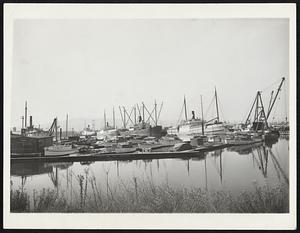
(176, 101, 184, 126)
(284, 81, 288, 123)
(204, 95, 215, 121)
(218, 97, 226, 122)
(242, 95, 257, 124)
(260, 77, 282, 93)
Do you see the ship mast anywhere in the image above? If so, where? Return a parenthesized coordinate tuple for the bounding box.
(66, 114, 68, 139)
(21, 116, 24, 129)
(154, 100, 158, 126)
(184, 95, 188, 121)
(55, 117, 58, 143)
(134, 106, 137, 125)
(24, 101, 28, 128)
(113, 107, 116, 129)
(104, 110, 107, 130)
(201, 95, 204, 136)
(123, 107, 126, 128)
(215, 87, 220, 123)
(142, 102, 145, 123)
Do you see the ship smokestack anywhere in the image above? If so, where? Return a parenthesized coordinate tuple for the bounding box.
(30, 116, 33, 128)
(192, 111, 195, 120)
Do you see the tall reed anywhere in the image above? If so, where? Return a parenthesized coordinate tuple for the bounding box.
(10, 174, 289, 213)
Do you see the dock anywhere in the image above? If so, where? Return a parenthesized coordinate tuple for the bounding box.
(11, 142, 236, 163)
(11, 150, 205, 163)
(10, 136, 269, 164)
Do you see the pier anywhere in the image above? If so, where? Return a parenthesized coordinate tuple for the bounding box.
(10, 139, 265, 164)
(11, 142, 231, 163)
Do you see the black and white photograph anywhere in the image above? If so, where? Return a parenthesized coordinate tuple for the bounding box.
(3, 3, 296, 229)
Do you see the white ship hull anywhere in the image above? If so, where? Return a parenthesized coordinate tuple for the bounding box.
(81, 131, 96, 136)
(204, 123, 227, 135)
(177, 122, 227, 141)
(97, 129, 119, 140)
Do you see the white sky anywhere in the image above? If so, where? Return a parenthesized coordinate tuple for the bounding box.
(11, 19, 289, 130)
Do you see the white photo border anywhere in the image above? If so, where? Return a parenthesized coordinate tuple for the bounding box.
(3, 3, 296, 230)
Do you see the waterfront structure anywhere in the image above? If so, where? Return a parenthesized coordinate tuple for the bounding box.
(11, 134, 53, 156)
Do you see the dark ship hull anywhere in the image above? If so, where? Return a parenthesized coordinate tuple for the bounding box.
(121, 125, 162, 138)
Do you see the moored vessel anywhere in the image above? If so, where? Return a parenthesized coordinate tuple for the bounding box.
(119, 101, 163, 138)
(44, 144, 78, 156)
(176, 89, 227, 141)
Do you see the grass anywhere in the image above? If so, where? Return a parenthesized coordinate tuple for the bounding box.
(10, 174, 289, 213)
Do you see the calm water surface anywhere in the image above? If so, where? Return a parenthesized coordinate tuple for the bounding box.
(11, 138, 289, 200)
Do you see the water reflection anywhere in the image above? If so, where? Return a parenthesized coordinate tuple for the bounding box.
(268, 147, 289, 184)
(210, 149, 223, 184)
(228, 137, 279, 155)
(228, 144, 259, 155)
(11, 161, 74, 196)
(265, 137, 279, 149)
(80, 161, 95, 166)
(11, 162, 53, 177)
(249, 145, 289, 184)
(252, 146, 268, 178)
(11, 139, 289, 197)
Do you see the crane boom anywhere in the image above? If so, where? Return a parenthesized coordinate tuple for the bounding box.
(266, 77, 285, 120)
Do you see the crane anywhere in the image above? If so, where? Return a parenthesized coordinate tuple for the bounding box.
(244, 77, 285, 132)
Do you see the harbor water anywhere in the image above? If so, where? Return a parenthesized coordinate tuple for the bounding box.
(10, 138, 289, 204)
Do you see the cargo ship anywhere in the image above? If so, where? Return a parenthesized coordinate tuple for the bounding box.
(122, 121, 162, 138)
(119, 102, 163, 138)
(10, 102, 54, 158)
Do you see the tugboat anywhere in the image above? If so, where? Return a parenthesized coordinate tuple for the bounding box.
(44, 117, 78, 156)
(44, 143, 78, 156)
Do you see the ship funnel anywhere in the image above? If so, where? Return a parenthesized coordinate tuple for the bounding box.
(60, 128, 62, 141)
(30, 116, 33, 128)
(192, 111, 195, 120)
